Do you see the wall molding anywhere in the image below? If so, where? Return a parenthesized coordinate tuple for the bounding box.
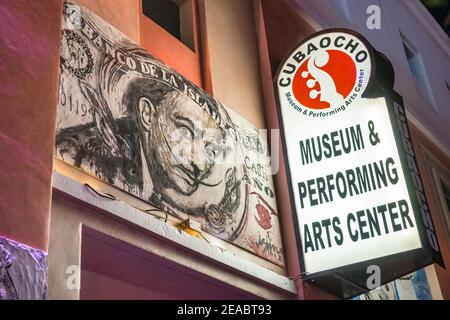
(51, 171, 297, 296)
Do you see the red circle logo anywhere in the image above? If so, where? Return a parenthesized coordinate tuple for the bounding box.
(292, 50, 357, 110)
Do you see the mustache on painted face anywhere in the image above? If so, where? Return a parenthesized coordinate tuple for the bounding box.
(177, 163, 223, 188)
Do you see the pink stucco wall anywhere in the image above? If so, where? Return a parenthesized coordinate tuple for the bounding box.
(80, 227, 261, 300)
(0, 0, 63, 251)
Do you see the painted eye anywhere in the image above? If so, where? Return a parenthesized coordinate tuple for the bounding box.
(205, 146, 217, 163)
(205, 144, 221, 163)
(180, 126, 193, 139)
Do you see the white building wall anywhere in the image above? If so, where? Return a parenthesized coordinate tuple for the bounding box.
(292, 0, 450, 154)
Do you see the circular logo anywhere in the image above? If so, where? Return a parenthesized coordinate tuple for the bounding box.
(61, 30, 93, 79)
(277, 30, 373, 118)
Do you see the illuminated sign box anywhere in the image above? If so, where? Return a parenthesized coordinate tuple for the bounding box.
(275, 29, 444, 298)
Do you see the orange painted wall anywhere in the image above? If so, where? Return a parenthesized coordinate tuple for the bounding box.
(139, 0, 203, 87)
(0, 0, 63, 251)
(72, 0, 140, 42)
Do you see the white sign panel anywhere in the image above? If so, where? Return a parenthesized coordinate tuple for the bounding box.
(276, 30, 423, 274)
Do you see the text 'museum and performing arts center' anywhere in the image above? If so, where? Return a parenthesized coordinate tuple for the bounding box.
(0, 0, 450, 300)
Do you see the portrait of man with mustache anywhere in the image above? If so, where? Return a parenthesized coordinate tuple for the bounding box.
(56, 50, 248, 241)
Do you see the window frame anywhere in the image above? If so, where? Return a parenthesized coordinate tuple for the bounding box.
(422, 147, 450, 243)
(138, 0, 205, 88)
(141, 0, 196, 52)
(400, 32, 438, 111)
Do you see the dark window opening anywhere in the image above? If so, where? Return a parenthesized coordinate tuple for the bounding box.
(142, 0, 195, 51)
(421, 0, 450, 37)
(143, 0, 181, 40)
(401, 34, 437, 109)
